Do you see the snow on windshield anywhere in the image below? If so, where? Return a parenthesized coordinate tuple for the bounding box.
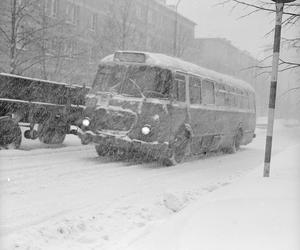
(92, 64, 172, 98)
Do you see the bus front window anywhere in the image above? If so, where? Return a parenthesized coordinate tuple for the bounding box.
(92, 64, 172, 99)
(92, 64, 126, 93)
(122, 66, 172, 98)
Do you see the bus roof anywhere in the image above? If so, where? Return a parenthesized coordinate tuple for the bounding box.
(101, 51, 255, 92)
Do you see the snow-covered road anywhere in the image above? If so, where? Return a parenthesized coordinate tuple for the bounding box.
(0, 119, 299, 250)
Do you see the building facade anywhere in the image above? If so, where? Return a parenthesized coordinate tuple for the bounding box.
(0, 0, 271, 116)
(0, 0, 196, 85)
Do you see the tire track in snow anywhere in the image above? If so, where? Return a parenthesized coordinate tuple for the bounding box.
(1, 146, 256, 197)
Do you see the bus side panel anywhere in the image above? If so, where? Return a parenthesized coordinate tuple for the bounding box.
(214, 109, 255, 148)
(190, 108, 256, 154)
(190, 107, 216, 154)
(168, 103, 188, 142)
(241, 112, 256, 145)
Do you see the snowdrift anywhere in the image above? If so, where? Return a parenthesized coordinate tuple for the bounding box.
(119, 144, 300, 250)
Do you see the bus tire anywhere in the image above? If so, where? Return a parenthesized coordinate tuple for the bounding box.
(0, 117, 22, 149)
(223, 128, 243, 154)
(38, 123, 67, 144)
(162, 130, 189, 166)
(234, 128, 243, 150)
(95, 144, 110, 157)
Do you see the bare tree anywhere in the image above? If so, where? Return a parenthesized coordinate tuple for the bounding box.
(0, 0, 88, 83)
(176, 27, 192, 57)
(103, 0, 140, 51)
(219, 0, 300, 71)
(219, 0, 300, 119)
(0, 0, 40, 74)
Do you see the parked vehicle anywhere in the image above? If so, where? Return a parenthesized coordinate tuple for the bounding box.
(0, 73, 89, 148)
(78, 51, 256, 165)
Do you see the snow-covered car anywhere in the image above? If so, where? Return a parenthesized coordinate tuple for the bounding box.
(78, 51, 256, 165)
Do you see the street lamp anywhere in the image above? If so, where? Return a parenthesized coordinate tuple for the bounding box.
(263, 0, 295, 177)
(173, 0, 182, 56)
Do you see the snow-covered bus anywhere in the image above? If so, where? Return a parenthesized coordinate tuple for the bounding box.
(78, 51, 256, 165)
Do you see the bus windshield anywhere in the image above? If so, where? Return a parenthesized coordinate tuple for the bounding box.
(92, 64, 172, 98)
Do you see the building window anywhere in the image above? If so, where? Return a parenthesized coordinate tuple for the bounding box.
(16, 25, 28, 50)
(49, 37, 64, 54)
(66, 2, 80, 25)
(135, 4, 143, 20)
(148, 10, 153, 24)
(89, 46, 98, 63)
(75, 5, 80, 25)
(17, 0, 27, 8)
(46, 0, 59, 17)
(89, 13, 97, 31)
(66, 2, 74, 23)
(64, 40, 77, 57)
(52, 0, 59, 17)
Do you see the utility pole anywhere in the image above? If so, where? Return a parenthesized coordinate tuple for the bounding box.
(173, 0, 182, 57)
(263, 0, 295, 177)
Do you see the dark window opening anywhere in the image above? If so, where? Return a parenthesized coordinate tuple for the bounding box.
(189, 76, 201, 104)
(202, 79, 215, 105)
(92, 64, 172, 99)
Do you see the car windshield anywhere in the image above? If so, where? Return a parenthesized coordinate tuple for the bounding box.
(92, 64, 172, 98)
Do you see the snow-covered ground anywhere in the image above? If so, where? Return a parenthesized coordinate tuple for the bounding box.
(119, 143, 300, 250)
(0, 118, 299, 250)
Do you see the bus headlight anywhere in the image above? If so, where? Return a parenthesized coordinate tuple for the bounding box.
(82, 117, 91, 127)
(141, 125, 151, 135)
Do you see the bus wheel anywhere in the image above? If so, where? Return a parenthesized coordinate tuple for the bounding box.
(234, 128, 243, 150)
(223, 128, 243, 154)
(163, 133, 189, 166)
(95, 144, 110, 157)
(0, 117, 22, 149)
(38, 123, 67, 144)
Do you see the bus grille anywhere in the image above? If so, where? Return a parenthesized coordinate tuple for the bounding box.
(91, 108, 136, 132)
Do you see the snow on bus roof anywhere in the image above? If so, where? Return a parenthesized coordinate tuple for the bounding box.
(0, 72, 87, 89)
(101, 51, 254, 92)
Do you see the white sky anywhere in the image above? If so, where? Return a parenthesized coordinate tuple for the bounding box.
(167, 0, 275, 58)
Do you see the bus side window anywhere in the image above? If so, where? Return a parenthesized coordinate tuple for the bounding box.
(216, 92, 225, 106)
(215, 83, 225, 106)
(189, 76, 201, 104)
(234, 94, 239, 107)
(154, 68, 172, 97)
(247, 92, 252, 110)
(242, 93, 248, 109)
(174, 74, 186, 102)
(175, 80, 186, 102)
(250, 93, 255, 111)
(202, 79, 215, 105)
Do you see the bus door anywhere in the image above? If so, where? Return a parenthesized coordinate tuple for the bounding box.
(189, 77, 218, 153)
(201, 79, 218, 151)
(169, 72, 190, 137)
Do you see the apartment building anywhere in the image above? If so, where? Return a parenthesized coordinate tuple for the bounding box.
(0, 0, 196, 85)
(1, 0, 269, 116)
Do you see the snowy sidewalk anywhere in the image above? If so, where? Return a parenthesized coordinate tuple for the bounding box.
(118, 144, 300, 250)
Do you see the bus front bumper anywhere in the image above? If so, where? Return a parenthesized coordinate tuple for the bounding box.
(78, 130, 171, 159)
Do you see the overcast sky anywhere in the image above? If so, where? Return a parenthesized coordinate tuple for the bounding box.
(167, 0, 275, 58)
